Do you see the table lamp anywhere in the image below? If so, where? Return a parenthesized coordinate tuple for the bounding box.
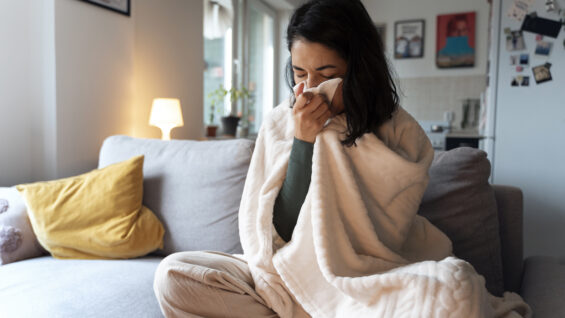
(149, 98, 184, 140)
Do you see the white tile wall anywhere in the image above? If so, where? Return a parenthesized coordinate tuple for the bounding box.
(397, 75, 486, 129)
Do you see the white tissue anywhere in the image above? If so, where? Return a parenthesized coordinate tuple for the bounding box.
(293, 78, 342, 104)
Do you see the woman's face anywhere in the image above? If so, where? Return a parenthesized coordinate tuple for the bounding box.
(290, 38, 347, 89)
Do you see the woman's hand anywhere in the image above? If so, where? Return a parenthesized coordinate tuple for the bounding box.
(293, 82, 333, 143)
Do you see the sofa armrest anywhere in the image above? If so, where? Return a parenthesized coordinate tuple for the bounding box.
(521, 256, 565, 316)
(492, 185, 523, 293)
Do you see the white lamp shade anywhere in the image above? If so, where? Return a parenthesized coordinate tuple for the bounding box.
(149, 98, 184, 128)
(149, 98, 184, 140)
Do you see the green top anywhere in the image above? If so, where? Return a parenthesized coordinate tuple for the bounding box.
(273, 138, 314, 242)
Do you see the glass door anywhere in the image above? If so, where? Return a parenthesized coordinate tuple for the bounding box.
(203, 0, 234, 126)
(243, 0, 275, 135)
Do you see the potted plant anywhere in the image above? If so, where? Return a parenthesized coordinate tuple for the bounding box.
(206, 85, 227, 137)
(221, 86, 250, 136)
(207, 85, 250, 137)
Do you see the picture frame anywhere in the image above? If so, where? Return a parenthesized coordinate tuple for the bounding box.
(436, 12, 476, 68)
(394, 20, 425, 59)
(79, 0, 131, 16)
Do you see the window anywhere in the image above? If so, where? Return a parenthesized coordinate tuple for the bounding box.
(203, 0, 233, 126)
(244, 0, 275, 134)
(203, 0, 277, 136)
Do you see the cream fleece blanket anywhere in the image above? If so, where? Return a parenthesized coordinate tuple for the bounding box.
(239, 101, 531, 318)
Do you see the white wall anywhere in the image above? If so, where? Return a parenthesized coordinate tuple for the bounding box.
(362, 0, 490, 78)
(37, 0, 58, 183)
(54, 0, 135, 178)
(132, 0, 204, 140)
(0, 0, 35, 186)
(0, 0, 57, 186)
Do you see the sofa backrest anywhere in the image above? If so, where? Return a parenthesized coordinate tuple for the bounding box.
(98, 136, 520, 295)
(418, 147, 505, 296)
(99, 135, 254, 256)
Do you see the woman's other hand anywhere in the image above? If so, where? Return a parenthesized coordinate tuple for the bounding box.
(293, 82, 333, 143)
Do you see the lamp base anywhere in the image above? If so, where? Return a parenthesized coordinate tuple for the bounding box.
(160, 127, 172, 140)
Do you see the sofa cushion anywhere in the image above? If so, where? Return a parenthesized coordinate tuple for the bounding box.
(418, 147, 504, 296)
(98, 136, 254, 256)
(16, 156, 164, 260)
(0, 256, 163, 317)
(0, 187, 46, 265)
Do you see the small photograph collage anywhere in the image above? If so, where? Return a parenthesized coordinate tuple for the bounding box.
(505, 24, 555, 87)
(509, 53, 530, 86)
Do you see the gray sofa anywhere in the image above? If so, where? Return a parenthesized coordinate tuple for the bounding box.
(0, 135, 561, 317)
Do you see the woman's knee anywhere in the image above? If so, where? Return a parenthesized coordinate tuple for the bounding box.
(153, 251, 202, 298)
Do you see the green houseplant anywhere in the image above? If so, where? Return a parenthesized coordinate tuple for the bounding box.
(207, 85, 250, 137)
(206, 85, 227, 137)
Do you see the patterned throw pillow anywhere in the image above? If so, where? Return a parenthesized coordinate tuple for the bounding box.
(0, 187, 46, 265)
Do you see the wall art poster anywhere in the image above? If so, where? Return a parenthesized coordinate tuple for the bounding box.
(436, 12, 476, 68)
(394, 20, 425, 59)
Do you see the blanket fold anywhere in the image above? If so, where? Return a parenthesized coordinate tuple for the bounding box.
(239, 100, 530, 318)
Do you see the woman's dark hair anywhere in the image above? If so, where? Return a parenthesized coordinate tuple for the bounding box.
(286, 0, 399, 146)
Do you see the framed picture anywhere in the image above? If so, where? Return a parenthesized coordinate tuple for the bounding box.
(394, 20, 425, 59)
(79, 0, 131, 16)
(436, 12, 476, 68)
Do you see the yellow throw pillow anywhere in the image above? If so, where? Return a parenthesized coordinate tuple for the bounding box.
(16, 155, 164, 259)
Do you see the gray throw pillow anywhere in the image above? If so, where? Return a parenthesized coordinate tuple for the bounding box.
(418, 147, 504, 296)
(0, 187, 46, 265)
(98, 136, 254, 256)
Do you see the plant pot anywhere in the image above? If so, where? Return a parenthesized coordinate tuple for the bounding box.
(206, 125, 219, 137)
(220, 115, 240, 136)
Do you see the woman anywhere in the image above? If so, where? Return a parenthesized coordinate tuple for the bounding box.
(154, 0, 456, 317)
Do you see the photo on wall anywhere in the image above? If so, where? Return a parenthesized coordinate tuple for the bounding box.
(394, 20, 425, 59)
(436, 11, 476, 68)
